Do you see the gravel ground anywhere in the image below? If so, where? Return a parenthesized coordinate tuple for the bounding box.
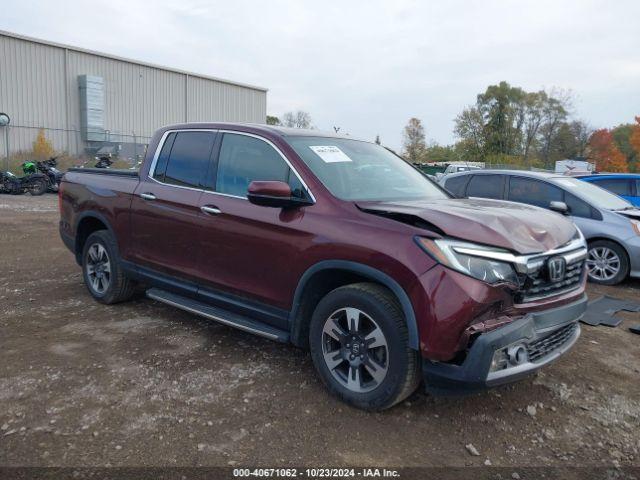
(0, 194, 639, 472)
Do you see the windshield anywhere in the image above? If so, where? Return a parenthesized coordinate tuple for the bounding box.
(285, 137, 449, 202)
(554, 177, 632, 210)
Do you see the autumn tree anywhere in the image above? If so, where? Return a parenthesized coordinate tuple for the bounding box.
(588, 129, 628, 172)
(402, 118, 427, 163)
(282, 111, 312, 129)
(630, 117, 640, 171)
(32, 129, 54, 160)
(613, 119, 639, 172)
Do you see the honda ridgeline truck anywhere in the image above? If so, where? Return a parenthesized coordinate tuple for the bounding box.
(59, 123, 588, 410)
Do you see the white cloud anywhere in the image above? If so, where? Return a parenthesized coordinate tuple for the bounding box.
(2, 0, 639, 149)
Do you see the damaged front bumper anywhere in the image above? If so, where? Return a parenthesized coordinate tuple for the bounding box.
(422, 293, 587, 395)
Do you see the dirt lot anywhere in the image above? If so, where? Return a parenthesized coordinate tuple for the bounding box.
(1, 194, 639, 472)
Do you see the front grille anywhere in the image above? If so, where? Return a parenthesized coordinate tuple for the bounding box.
(527, 322, 578, 363)
(516, 259, 584, 303)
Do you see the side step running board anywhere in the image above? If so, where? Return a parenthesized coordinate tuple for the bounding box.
(146, 288, 289, 342)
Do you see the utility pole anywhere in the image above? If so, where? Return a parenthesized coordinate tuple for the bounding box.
(0, 113, 10, 172)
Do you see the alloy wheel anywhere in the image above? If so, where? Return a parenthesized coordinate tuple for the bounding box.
(586, 246, 620, 282)
(86, 243, 111, 294)
(321, 307, 389, 393)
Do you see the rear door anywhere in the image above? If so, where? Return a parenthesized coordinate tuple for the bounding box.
(195, 131, 314, 324)
(130, 130, 217, 282)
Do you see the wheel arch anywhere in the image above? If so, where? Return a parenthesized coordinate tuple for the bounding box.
(74, 212, 118, 264)
(585, 236, 631, 260)
(289, 260, 419, 350)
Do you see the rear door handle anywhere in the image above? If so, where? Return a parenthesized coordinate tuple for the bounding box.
(140, 193, 156, 201)
(201, 205, 222, 215)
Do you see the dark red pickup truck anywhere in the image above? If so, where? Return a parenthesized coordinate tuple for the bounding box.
(59, 123, 588, 410)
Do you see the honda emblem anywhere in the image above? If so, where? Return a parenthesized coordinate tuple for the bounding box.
(547, 257, 566, 282)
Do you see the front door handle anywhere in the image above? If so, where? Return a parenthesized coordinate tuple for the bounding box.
(140, 192, 156, 201)
(201, 205, 222, 215)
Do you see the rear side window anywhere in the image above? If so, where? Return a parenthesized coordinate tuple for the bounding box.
(444, 175, 469, 197)
(160, 131, 216, 188)
(592, 178, 631, 196)
(215, 133, 303, 198)
(508, 177, 563, 208)
(466, 174, 505, 199)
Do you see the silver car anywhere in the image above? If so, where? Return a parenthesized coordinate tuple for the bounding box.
(440, 170, 640, 285)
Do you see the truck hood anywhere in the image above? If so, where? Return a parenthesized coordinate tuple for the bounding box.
(357, 198, 577, 254)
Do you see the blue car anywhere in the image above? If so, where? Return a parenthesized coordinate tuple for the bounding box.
(578, 174, 640, 206)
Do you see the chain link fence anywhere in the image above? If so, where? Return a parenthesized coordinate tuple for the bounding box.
(0, 124, 151, 173)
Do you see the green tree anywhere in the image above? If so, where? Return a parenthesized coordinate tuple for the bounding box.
(476, 81, 526, 156)
(538, 90, 571, 167)
(424, 144, 457, 163)
(266, 115, 281, 125)
(453, 107, 485, 160)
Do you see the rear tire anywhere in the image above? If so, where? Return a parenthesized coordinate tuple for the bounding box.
(82, 230, 135, 304)
(309, 282, 420, 411)
(586, 240, 629, 285)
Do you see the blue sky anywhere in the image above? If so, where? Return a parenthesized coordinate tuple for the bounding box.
(2, 0, 639, 150)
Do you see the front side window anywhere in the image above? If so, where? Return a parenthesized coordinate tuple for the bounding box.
(215, 133, 306, 198)
(285, 137, 449, 202)
(156, 131, 216, 188)
(466, 174, 505, 199)
(508, 177, 563, 208)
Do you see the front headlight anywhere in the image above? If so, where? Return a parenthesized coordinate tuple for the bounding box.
(416, 237, 519, 286)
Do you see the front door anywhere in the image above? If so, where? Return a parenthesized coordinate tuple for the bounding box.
(196, 132, 314, 324)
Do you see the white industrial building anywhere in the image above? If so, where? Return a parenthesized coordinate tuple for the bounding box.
(0, 30, 268, 158)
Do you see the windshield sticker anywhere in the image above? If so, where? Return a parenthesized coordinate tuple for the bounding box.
(309, 145, 352, 163)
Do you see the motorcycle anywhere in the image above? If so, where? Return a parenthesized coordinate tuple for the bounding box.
(0, 170, 48, 195)
(94, 155, 113, 169)
(35, 156, 64, 192)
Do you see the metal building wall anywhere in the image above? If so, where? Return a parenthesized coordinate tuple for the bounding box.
(0, 30, 267, 156)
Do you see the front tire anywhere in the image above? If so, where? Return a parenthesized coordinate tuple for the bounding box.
(309, 283, 420, 411)
(28, 178, 47, 196)
(82, 230, 135, 304)
(586, 240, 629, 285)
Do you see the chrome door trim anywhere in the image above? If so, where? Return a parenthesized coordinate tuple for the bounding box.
(146, 128, 316, 203)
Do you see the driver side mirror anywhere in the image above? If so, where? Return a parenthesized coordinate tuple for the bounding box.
(549, 201, 569, 215)
(247, 181, 313, 208)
